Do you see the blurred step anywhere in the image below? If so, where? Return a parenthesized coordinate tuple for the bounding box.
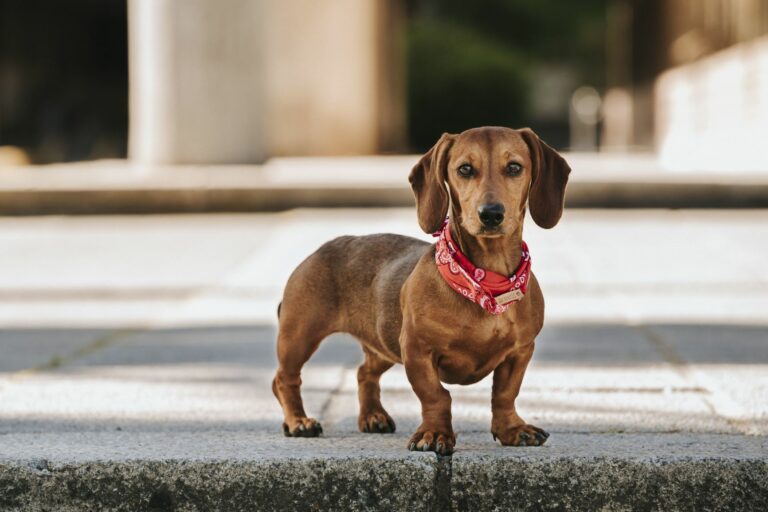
(2, 155, 768, 214)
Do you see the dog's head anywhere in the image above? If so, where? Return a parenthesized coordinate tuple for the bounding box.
(409, 126, 571, 236)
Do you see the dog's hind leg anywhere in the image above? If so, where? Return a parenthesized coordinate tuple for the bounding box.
(357, 348, 396, 433)
(272, 310, 333, 437)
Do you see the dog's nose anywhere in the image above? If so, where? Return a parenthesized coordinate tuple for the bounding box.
(478, 203, 505, 228)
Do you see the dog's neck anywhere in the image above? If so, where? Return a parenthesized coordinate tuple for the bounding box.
(450, 220, 524, 277)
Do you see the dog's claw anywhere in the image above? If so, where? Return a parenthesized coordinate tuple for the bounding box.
(409, 442, 416, 451)
(492, 424, 548, 447)
(408, 428, 455, 454)
(358, 410, 396, 434)
(283, 418, 322, 438)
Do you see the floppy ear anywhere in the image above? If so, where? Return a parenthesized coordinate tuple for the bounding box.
(520, 128, 571, 229)
(408, 133, 455, 233)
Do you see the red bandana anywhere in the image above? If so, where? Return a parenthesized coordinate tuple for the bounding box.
(433, 219, 531, 315)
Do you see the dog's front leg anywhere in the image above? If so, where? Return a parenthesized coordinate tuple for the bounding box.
(490, 344, 549, 446)
(402, 327, 455, 455)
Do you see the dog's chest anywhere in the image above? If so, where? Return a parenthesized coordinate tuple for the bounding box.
(435, 318, 520, 385)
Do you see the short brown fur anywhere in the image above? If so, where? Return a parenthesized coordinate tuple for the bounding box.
(273, 127, 571, 453)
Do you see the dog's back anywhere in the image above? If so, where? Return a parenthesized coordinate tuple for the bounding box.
(279, 233, 428, 359)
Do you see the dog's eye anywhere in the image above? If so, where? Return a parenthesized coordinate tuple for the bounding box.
(506, 162, 522, 176)
(457, 164, 475, 178)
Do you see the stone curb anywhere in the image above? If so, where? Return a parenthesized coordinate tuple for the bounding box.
(1, 433, 766, 511)
(0, 458, 442, 512)
(452, 457, 768, 511)
(3, 455, 765, 511)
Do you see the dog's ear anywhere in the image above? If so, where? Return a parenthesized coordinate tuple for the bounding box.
(409, 133, 455, 233)
(520, 128, 571, 229)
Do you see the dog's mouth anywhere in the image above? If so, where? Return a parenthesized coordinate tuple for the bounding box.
(476, 226, 504, 237)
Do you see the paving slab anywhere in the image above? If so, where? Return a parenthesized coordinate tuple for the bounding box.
(0, 328, 359, 434)
(0, 328, 112, 372)
(2, 209, 767, 327)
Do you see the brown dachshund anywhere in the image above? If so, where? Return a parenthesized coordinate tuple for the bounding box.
(272, 126, 570, 454)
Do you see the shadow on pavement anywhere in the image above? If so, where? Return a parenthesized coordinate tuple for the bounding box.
(1, 322, 765, 436)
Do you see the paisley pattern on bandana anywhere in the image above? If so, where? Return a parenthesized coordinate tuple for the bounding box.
(433, 219, 531, 315)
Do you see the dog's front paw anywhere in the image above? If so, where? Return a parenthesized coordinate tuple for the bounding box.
(358, 409, 396, 433)
(492, 424, 549, 446)
(282, 417, 323, 437)
(408, 427, 455, 455)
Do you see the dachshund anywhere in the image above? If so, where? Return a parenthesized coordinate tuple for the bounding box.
(272, 126, 571, 454)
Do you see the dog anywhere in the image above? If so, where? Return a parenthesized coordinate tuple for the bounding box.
(272, 126, 570, 454)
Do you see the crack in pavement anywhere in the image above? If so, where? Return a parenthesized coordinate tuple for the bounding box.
(1, 328, 143, 388)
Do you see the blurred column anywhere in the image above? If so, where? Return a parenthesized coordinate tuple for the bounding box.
(601, 88, 633, 151)
(602, 0, 634, 151)
(128, 0, 267, 164)
(261, 0, 405, 156)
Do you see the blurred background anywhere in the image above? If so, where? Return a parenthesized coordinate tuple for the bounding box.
(1, 0, 767, 170)
(0, 0, 767, 458)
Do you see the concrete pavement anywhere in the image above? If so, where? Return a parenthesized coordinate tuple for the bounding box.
(1, 209, 767, 510)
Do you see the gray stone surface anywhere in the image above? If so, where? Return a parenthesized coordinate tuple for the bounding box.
(0, 328, 111, 372)
(1, 460, 438, 512)
(0, 210, 767, 510)
(1, 433, 766, 511)
(0, 433, 440, 512)
(0, 329, 357, 435)
(452, 433, 768, 512)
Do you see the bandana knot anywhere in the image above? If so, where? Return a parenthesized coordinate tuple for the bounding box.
(433, 219, 531, 315)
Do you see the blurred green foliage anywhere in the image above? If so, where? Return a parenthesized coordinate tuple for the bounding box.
(406, 0, 607, 150)
(407, 20, 528, 151)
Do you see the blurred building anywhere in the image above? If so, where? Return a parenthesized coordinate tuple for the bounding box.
(1, 0, 767, 168)
(0, 0, 128, 163)
(1, 0, 405, 164)
(604, 0, 768, 171)
(129, 0, 405, 164)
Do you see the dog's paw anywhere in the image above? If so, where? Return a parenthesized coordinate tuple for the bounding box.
(492, 424, 549, 446)
(282, 417, 323, 437)
(408, 428, 455, 455)
(358, 409, 396, 434)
